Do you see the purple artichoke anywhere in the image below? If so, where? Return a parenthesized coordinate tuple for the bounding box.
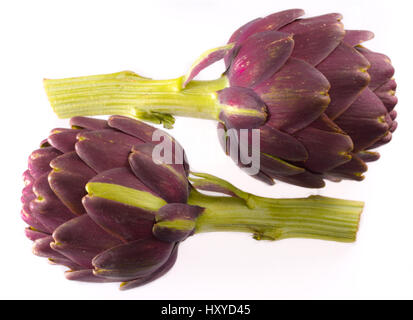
(44, 9, 396, 188)
(214, 10, 397, 187)
(22, 116, 363, 289)
(23, 115, 196, 289)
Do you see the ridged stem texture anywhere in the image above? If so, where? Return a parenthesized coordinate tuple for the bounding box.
(189, 189, 362, 242)
(44, 71, 228, 127)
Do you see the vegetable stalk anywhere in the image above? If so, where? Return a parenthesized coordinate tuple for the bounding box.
(188, 176, 362, 242)
(44, 71, 228, 128)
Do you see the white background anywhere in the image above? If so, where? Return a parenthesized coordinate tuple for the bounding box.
(1, 0, 412, 299)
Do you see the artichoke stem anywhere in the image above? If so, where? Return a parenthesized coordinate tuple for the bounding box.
(188, 190, 363, 243)
(44, 71, 229, 127)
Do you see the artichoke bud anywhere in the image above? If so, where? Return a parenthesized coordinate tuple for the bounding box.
(153, 203, 205, 242)
(217, 87, 267, 129)
(22, 116, 193, 288)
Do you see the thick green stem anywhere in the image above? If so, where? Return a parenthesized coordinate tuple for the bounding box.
(188, 190, 363, 243)
(44, 71, 228, 125)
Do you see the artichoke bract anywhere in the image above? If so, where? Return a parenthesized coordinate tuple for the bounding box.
(22, 116, 363, 290)
(44, 10, 397, 188)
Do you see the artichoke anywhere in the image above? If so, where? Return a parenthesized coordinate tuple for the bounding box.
(44, 9, 397, 188)
(22, 116, 363, 289)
